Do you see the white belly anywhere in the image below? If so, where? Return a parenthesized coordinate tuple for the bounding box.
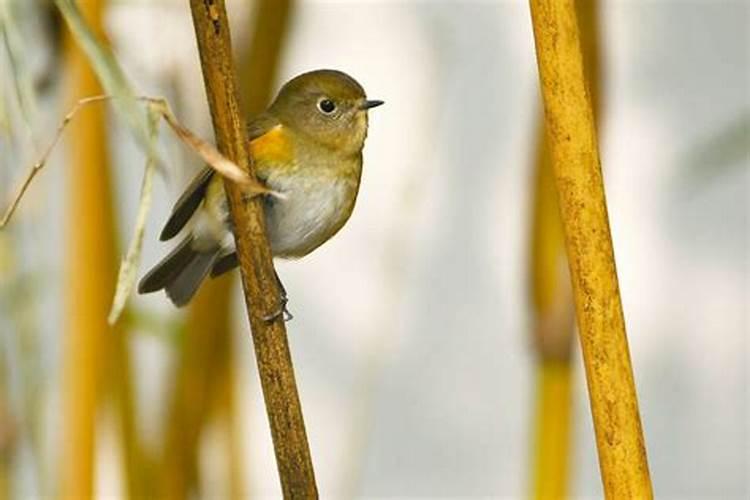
(263, 174, 358, 258)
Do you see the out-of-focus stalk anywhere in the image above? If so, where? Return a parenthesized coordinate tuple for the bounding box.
(59, 0, 116, 496)
(214, 322, 243, 500)
(528, 129, 575, 500)
(106, 310, 148, 498)
(160, 275, 233, 499)
(528, 2, 601, 498)
(238, 0, 294, 116)
(529, 0, 652, 497)
(531, 359, 572, 500)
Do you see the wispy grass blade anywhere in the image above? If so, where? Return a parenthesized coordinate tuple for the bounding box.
(0, 0, 38, 134)
(108, 103, 160, 325)
(54, 0, 159, 163)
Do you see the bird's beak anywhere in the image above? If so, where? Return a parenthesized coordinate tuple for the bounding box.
(361, 99, 384, 110)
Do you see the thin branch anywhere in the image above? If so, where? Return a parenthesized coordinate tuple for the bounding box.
(0, 95, 108, 228)
(188, 0, 317, 497)
(529, 0, 653, 497)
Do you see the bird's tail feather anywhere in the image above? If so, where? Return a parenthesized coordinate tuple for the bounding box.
(138, 236, 219, 307)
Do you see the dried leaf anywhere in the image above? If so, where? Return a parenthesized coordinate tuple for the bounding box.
(153, 100, 283, 198)
(108, 103, 160, 325)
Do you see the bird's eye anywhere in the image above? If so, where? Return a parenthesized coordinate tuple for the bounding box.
(318, 98, 336, 114)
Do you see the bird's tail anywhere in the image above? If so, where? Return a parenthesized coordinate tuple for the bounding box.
(137, 236, 219, 307)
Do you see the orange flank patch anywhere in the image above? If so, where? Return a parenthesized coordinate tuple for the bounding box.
(249, 125, 294, 166)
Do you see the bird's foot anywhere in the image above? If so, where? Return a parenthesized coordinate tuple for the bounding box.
(262, 296, 293, 323)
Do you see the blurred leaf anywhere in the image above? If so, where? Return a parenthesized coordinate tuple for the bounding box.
(153, 100, 277, 194)
(0, 269, 47, 318)
(681, 112, 750, 188)
(54, 0, 163, 166)
(120, 306, 185, 342)
(0, 233, 9, 277)
(0, 74, 9, 135)
(0, 0, 38, 129)
(108, 103, 160, 325)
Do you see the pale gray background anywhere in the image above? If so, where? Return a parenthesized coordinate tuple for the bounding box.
(0, 0, 747, 498)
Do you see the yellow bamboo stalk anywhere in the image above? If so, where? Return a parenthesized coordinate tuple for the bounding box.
(529, 2, 601, 498)
(213, 319, 243, 500)
(529, 132, 573, 362)
(529, 128, 575, 500)
(528, 1, 653, 498)
(238, 0, 294, 117)
(188, 0, 317, 497)
(531, 361, 572, 500)
(107, 310, 149, 499)
(160, 275, 233, 499)
(60, 0, 116, 497)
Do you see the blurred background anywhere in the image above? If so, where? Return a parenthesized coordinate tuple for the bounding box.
(0, 0, 747, 498)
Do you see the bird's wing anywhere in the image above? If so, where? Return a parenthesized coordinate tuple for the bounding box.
(159, 167, 214, 241)
(207, 115, 288, 277)
(158, 114, 282, 242)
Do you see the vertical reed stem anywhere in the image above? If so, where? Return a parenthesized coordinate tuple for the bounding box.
(531, 360, 572, 499)
(529, 2, 601, 498)
(529, 1, 653, 497)
(160, 276, 233, 499)
(238, 0, 294, 116)
(188, 1, 317, 496)
(60, 0, 116, 496)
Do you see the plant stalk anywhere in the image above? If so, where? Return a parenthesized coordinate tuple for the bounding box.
(187, 1, 317, 497)
(529, 0, 653, 497)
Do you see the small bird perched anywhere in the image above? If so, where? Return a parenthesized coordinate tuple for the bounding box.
(138, 69, 383, 309)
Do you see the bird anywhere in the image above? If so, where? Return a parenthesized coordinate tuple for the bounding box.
(137, 69, 383, 313)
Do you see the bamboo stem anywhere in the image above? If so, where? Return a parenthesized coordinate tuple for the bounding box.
(160, 276, 233, 499)
(528, 2, 601, 498)
(238, 0, 294, 116)
(214, 324, 244, 500)
(188, 1, 317, 497)
(529, 128, 575, 500)
(528, 1, 653, 498)
(107, 318, 149, 499)
(531, 361, 572, 500)
(529, 130, 574, 362)
(59, 0, 116, 496)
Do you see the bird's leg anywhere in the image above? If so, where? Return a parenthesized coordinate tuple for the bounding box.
(262, 269, 293, 322)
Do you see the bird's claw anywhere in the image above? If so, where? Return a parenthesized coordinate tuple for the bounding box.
(262, 296, 293, 323)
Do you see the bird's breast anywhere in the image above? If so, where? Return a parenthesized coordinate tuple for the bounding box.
(261, 157, 362, 258)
